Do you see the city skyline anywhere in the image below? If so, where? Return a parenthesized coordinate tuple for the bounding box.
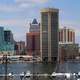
(0, 0, 80, 45)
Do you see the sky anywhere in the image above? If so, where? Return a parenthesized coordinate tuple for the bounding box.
(0, 0, 80, 45)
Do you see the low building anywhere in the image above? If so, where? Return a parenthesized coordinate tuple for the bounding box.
(15, 41, 25, 55)
(0, 42, 15, 55)
(59, 43, 79, 63)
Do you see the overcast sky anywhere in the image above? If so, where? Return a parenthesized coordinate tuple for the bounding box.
(0, 0, 80, 45)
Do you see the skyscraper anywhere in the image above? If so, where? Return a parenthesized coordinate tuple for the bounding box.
(27, 32, 40, 56)
(4, 30, 14, 44)
(40, 8, 59, 62)
(29, 18, 40, 32)
(26, 19, 40, 56)
(0, 28, 15, 55)
(0, 27, 4, 46)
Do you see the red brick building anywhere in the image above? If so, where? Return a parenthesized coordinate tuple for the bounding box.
(59, 27, 75, 44)
(26, 32, 40, 56)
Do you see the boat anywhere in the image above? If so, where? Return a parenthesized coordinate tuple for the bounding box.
(25, 71, 32, 78)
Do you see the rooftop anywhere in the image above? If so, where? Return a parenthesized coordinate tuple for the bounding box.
(32, 18, 38, 24)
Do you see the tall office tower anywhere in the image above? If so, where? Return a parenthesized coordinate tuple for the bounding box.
(29, 18, 40, 32)
(0, 27, 4, 46)
(59, 27, 75, 44)
(40, 8, 59, 62)
(26, 18, 40, 56)
(4, 30, 14, 44)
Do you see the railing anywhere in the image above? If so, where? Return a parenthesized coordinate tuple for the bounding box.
(0, 72, 80, 80)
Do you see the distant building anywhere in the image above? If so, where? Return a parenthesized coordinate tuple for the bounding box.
(27, 32, 40, 56)
(58, 27, 77, 63)
(29, 19, 40, 32)
(15, 41, 25, 55)
(40, 8, 59, 62)
(0, 27, 15, 55)
(59, 27, 75, 44)
(59, 44, 79, 63)
(4, 30, 14, 44)
(26, 19, 40, 56)
(0, 27, 4, 46)
(0, 43, 15, 55)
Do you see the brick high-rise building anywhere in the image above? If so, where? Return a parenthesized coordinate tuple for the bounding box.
(26, 19, 40, 56)
(27, 32, 40, 56)
(59, 27, 78, 63)
(59, 27, 75, 44)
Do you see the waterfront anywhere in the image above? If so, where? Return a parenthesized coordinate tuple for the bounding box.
(0, 62, 80, 80)
(0, 62, 56, 80)
(0, 62, 56, 74)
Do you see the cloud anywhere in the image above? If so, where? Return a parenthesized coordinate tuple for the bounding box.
(15, 0, 48, 8)
(0, 19, 26, 26)
(0, 4, 24, 13)
(16, 0, 48, 4)
(19, 3, 31, 8)
(0, 0, 48, 12)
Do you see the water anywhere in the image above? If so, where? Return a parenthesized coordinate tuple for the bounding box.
(0, 62, 80, 80)
(57, 62, 80, 73)
(0, 62, 55, 80)
(0, 62, 55, 74)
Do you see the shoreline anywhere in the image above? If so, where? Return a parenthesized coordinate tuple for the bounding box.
(0, 60, 43, 64)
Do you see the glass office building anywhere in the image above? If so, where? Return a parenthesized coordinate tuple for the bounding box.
(0, 27, 4, 46)
(0, 27, 15, 55)
(40, 8, 59, 62)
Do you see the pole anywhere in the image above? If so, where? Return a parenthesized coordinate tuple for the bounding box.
(33, 51, 35, 80)
(4, 55, 7, 80)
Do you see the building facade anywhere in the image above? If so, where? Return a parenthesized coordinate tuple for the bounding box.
(40, 8, 59, 62)
(15, 41, 25, 55)
(59, 27, 75, 44)
(30, 19, 40, 32)
(0, 27, 4, 47)
(26, 19, 40, 56)
(59, 44, 79, 63)
(27, 32, 40, 56)
(58, 27, 77, 63)
(4, 30, 14, 44)
(0, 28, 15, 55)
(0, 43, 15, 55)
